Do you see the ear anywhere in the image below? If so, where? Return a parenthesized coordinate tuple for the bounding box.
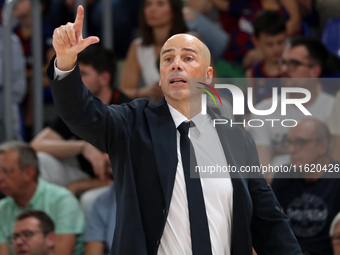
(318, 138, 329, 156)
(45, 232, 56, 248)
(205, 66, 213, 84)
(310, 65, 322, 78)
(159, 80, 161, 87)
(23, 165, 37, 182)
(99, 71, 111, 88)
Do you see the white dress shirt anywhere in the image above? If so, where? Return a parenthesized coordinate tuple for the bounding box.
(158, 104, 233, 255)
(54, 62, 233, 255)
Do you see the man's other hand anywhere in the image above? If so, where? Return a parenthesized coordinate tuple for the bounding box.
(82, 143, 110, 180)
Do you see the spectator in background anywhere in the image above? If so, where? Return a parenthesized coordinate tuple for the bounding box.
(249, 37, 334, 183)
(183, 6, 229, 63)
(212, 0, 300, 36)
(84, 185, 116, 255)
(0, 141, 84, 255)
(10, 211, 55, 255)
(271, 119, 340, 255)
(31, 46, 130, 201)
(120, 0, 188, 102)
(212, 0, 300, 79)
(12, 0, 55, 141)
(0, 27, 26, 142)
(246, 11, 287, 104)
(120, 0, 228, 102)
(330, 212, 340, 255)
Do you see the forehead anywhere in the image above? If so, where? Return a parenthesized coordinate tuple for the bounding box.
(162, 35, 201, 54)
(288, 122, 315, 138)
(258, 32, 286, 41)
(14, 217, 40, 232)
(283, 45, 309, 59)
(0, 151, 19, 165)
(78, 63, 97, 73)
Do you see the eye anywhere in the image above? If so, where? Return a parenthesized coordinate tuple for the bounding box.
(164, 57, 172, 62)
(185, 56, 193, 61)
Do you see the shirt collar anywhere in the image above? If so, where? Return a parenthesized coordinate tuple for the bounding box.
(28, 178, 44, 207)
(9, 179, 43, 209)
(167, 103, 188, 128)
(167, 103, 208, 135)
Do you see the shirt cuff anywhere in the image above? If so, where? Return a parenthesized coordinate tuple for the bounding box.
(54, 58, 76, 80)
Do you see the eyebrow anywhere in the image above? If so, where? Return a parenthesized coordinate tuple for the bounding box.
(161, 47, 198, 56)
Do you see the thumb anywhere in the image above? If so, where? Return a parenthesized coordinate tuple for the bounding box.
(79, 36, 100, 50)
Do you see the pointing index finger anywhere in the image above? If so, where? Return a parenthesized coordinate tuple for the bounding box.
(74, 5, 84, 34)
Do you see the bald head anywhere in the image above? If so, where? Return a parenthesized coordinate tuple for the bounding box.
(161, 34, 211, 68)
(294, 118, 331, 142)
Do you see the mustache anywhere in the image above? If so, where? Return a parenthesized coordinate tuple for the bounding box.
(167, 71, 189, 83)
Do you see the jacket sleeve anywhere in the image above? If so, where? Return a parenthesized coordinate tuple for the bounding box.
(47, 56, 148, 154)
(244, 134, 302, 255)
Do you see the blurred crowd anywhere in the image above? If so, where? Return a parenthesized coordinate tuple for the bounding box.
(1, 0, 340, 254)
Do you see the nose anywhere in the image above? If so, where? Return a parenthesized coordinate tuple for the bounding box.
(172, 56, 183, 71)
(288, 142, 298, 155)
(13, 237, 25, 247)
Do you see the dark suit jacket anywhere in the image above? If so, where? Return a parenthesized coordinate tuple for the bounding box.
(48, 59, 302, 255)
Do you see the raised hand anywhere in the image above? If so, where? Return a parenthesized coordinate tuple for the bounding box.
(52, 5, 100, 71)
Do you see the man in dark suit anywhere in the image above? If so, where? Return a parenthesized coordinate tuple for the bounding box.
(48, 5, 302, 255)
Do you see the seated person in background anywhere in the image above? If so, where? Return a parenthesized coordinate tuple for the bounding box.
(249, 37, 334, 183)
(183, 5, 230, 63)
(84, 185, 116, 255)
(31, 46, 130, 197)
(271, 119, 340, 255)
(330, 212, 340, 255)
(10, 210, 55, 255)
(246, 11, 287, 105)
(213, 0, 300, 78)
(212, 0, 300, 37)
(120, 0, 188, 102)
(0, 141, 84, 255)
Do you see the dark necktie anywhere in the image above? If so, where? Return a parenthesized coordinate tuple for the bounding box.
(177, 121, 213, 255)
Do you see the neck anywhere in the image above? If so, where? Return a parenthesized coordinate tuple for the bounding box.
(166, 97, 201, 119)
(304, 156, 330, 182)
(47, 248, 55, 255)
(13, 181, 38, 208)
(153, 25, 172, 46)
(98, 88, 113, 104)
(264, 60, 280, 76)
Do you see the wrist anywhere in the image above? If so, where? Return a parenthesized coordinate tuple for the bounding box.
(80, 141, 88, 155)
(56, 54, 77, 71)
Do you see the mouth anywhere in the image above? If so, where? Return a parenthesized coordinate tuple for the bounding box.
(169, 77, 187, 85)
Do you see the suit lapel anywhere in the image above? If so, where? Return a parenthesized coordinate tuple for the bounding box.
(145, 98, 178, 210)
(208, 109, 251, 255)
